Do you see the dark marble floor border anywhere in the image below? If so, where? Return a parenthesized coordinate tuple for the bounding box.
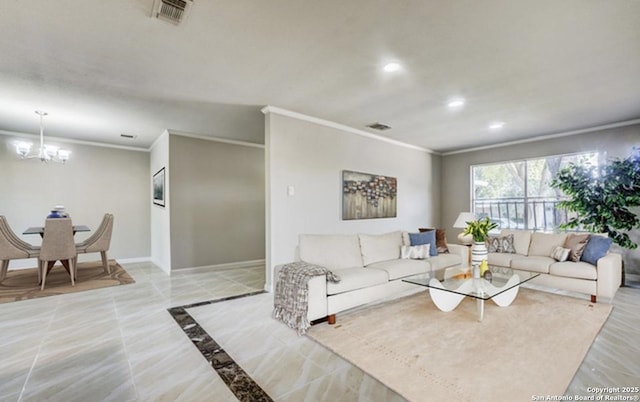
(167, 290, 273, 402)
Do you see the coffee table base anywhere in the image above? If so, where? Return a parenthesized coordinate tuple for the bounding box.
(428, 275, 521, 321)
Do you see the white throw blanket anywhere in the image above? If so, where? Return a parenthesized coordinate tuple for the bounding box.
(273, 261, 341, 335)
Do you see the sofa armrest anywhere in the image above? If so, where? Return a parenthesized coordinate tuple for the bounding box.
(596, 253, 622, 300)
(273, 263, 328, 321)
(447, 244, 470, 267)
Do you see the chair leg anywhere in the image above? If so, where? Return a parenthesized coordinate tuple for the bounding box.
(70, 259, 75, 287)
(100, 251, 110, 274)
(40, 260, 47, 291)
(0, 260, 9, 282)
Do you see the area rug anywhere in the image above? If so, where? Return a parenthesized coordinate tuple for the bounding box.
(307, 289, 612, 402)
(0, 260, 135, 303)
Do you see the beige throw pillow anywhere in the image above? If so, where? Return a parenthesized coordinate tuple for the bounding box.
(564, 233, 591, 262)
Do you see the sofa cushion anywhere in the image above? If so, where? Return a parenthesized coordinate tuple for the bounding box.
(359, 231, 403, 266)
(510, 256, 555, 273)
(581, 235, 613, 266)
(299, 234, 363, 269)
(426, 253, 462, 271)
(500, 230, 532, 256)
(488, 252, 521, 267)
(366, 259, 429, 280)
(528, 232, 568, 257)
(326, 267, 389, 295)
(409, 231, 437, 256)
(564, 233, 591, 262)
(402, 231, 410, 246)
(549, 261, 598, 280)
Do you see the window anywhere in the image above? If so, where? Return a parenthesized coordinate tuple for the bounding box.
(471, 151, 599, 231)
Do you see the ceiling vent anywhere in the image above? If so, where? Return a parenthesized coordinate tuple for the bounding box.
(152, 0, 193, 25)
(120, 133, 137, 140)
(366, 122, 392, 131)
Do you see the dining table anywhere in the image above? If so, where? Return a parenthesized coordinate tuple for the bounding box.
(23, 224, 91, 278)
(23, 225, 91, 237)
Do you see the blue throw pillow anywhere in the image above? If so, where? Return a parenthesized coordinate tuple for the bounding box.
(409, 231, 437, 256)
(580, 236, 613, 265)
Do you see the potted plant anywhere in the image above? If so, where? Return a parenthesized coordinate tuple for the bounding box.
(551, 147, 640, 250)
(463, 217, 498, 242)
(551, 147, 640, 286)
(463, 217, 498, 267)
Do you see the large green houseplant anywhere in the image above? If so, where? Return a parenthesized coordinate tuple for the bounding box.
(462, 217, 498, 242)
(550, 147, 640, 249)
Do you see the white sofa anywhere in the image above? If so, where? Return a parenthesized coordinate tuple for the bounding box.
(274, 231, 467, 323)
(487, 229, 622, 303)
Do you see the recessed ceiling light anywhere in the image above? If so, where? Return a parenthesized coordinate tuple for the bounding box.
(383, 62, 402, 72)
(447, 98, 466, 108)
(489, 121, 506, 130)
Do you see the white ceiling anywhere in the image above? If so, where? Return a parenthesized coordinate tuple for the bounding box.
(1, 0, 639, 153)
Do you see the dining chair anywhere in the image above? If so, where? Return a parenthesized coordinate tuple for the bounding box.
(39, 218, 77, 290)
(75, 213, 114, 275)
(0, 216, 40, 282)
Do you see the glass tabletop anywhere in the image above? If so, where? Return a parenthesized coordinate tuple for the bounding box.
(402, 265, 540, 301)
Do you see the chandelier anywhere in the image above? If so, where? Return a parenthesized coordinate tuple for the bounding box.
(15, 110, 71, 164)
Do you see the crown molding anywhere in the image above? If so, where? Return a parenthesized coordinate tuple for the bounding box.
(166, 130, 265, 149)
(261, 106, 435, 154)
(0, 129, 149, 152)
(442, 118, 640, 156)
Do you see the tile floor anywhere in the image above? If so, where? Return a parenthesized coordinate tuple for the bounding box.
(1, 262, 638, 402)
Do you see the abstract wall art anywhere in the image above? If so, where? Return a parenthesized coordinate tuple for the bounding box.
(342, 170, 397, 220)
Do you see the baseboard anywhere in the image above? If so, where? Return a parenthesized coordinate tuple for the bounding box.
(116, 257, 152, 264)
(7, 256, 152, 271)
(150, 258, 171, 274)
(173, 259, 265, 274)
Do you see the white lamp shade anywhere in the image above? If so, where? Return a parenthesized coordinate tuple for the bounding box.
(453, 212, 476, 228)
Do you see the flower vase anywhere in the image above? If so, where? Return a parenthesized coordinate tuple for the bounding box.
(471, 241, 488, 268)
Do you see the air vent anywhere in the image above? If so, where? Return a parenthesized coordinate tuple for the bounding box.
(366, 122, 392, 131)
(120, 134, 138, 140)
(152, 0, 193, 25)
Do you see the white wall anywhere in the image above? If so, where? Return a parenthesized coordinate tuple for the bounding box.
(0, 133, 150, 269)
(265, 109, 440, 290)
(150, 131, 171, 273)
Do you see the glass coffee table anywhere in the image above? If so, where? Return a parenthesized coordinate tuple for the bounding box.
(403, 266, 540, 321)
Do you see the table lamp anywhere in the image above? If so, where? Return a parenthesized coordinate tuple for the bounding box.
(453, 212, 476, 245)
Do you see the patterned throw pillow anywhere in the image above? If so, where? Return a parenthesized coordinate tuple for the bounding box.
(401, 244, 430, 260)
(486, 234, 516, 253)
(550, 246, 571, 262)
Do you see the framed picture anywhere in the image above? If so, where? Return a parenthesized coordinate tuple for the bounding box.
(342, 170, 397, 220)
(153, 167, 166, 207)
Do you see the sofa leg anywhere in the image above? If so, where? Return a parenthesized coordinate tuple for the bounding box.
(591, 295, 597, 303)
(328, 314, 336, 325)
